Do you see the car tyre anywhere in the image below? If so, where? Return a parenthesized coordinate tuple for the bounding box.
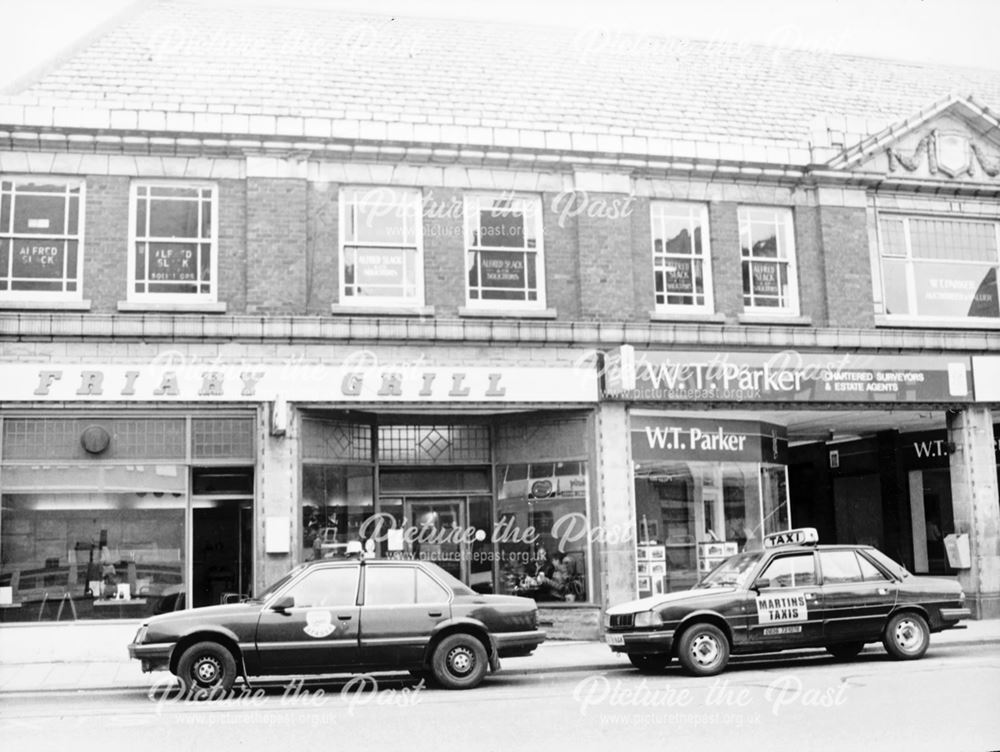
(826, 642, 865, 660)
(431, 633, 488, 690)
(176, 641, 237, 698)
(677, 623, 730, 677)
(627, 653, 671, 673)
(883, 612, 930, 660)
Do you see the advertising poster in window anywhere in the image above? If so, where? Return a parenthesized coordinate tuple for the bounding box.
(148, 244, 198, 282)
(750, 262, 780, 297)
(912, 264, 999, 319)
(479, 251, 525, 289)
(11, 239, 66, 279)
(662, 262, 693, 294)
(354, 247, 405, 288)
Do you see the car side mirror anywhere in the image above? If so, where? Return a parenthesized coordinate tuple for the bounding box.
(270, 595, 294, 613)
(752, 577, 771, 592)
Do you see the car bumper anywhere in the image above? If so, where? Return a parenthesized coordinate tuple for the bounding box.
(493, 629, 547, 658)
(939, 607, 972, 625)
(605, 629, 675, 655)
(128, 642, 173, 672)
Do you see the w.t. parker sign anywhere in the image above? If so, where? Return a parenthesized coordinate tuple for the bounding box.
(0, 362, 598, 403)
(605, 348, 974, 403)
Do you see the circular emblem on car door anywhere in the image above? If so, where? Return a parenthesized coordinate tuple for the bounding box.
(303, 610, 336, 638)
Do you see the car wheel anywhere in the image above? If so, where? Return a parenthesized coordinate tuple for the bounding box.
(627, 653, 671, 673)
(176, 641, 237, 697)
(677, 623, 730, 677)
(883, 612, 930, 660)
(826, 642, 865, 660)
(431, 633, 488, 690)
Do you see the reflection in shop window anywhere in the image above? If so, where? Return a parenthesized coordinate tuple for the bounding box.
(634, 461, 789, 597)
(301, 464, 373, 560)
(496, 461, 589, 603)
(0, 465, 186, 622)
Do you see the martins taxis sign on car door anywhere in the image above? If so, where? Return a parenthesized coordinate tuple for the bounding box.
(604, 348, 975, 404)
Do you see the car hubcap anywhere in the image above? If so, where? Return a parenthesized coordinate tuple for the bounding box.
(193, 656, 221, 684)
(690, 634, 720, 666)
(447, 647, 474, 675)
(894, 619, 922, 651)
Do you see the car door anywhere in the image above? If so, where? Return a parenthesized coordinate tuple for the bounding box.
(359, 564, 451, 668)
(255, 564, 361, 673)
(819, 549, 898, 643)
(747, 552, 824, 648)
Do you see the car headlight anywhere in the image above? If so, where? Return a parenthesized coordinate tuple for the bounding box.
(603, 612, 612, 628)
(133, 625, 148, 644)
(634, 611, 663, 628)
(959, 591, 966, 605)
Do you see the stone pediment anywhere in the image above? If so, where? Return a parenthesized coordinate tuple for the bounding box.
(826, 95, 1000, 182)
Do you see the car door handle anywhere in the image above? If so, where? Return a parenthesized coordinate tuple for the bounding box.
(877, 588, 888, 595)
(337, 615, 353, 621)
(804, 593, 817, 600)
(428, 611, 443, 617)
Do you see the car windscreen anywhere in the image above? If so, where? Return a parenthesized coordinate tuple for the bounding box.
(696, 552, 764, 589)
(254, 564, 309, 601)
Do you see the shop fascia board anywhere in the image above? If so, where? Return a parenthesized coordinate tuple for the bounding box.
(2, 313, 999, 353)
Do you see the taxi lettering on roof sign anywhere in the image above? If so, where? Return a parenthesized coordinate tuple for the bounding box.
(763, 527, 819, 548)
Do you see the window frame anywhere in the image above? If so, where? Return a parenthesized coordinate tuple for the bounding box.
(650, 201, 714, 314)
(463, 193, 546, 310)
(0, 175, 86, 302)
(875, 211, 1000, 322)
(738, 205, 799, 316)
(126, 180, 218, 304)
(338, 186, 425, 307)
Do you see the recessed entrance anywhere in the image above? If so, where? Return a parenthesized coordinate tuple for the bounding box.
(192, 500, 252, 607)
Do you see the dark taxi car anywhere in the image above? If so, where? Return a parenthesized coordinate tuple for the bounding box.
(129, 558, 545, 693)
(604, 528, 970, 676)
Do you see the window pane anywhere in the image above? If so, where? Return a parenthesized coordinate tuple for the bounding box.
(302, 464, 373, 561)
(416, 570, 450, 603)
(909, 218, 997, 263)
(11, 239, 65, 280)
(882, 258, 910, 315)
(820, 550, 863, 584)
(478, 207, 524, 248)
(760, 554, 816, 588)
(148, 198, 199, 238)
(286, 567, 359, 607)
(857, 553, 888, 581)
(880, 218, 906, 257)
(13, 193, 66, 235)
(912, 263, 999, 319)
(147, 243, 199, 283)
(365, 567, 416, 605)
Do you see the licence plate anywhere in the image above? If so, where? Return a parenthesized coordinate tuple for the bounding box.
(605, 633, 625, 646)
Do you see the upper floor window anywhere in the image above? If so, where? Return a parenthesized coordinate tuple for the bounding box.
(339, 187, 423, 305)
(878, 215, 999, 321)
(739, 206, 799, 315)
(0, 178, 84, 300)
(128, 182, 216, 302)
(465, 194, 544, 308)
(651, 201, 712, 312)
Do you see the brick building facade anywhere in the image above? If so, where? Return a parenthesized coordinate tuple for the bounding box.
(1, 2, 999, 639)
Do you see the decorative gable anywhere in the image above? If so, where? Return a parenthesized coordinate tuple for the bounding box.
(826, 95, 1000, 182)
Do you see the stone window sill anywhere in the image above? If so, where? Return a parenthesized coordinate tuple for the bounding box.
(117, 301, 227, 313)
(458, 307, 557, 319)
(331, 304, 436, 317)
(0, 299, 91, 311)
(737, 313, 813, 326)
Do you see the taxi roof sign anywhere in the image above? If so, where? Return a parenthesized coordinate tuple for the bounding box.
(764, 528, 819, 548)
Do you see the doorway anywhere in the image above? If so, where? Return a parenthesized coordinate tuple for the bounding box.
(833, 474, 884, 548)
(908, 468, 955, 574)
(192, 500, 252, 607)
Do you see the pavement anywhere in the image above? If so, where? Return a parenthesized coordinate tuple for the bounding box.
(1, 619, 999, 694)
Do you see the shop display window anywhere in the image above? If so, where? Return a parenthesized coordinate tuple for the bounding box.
(495, 461, 589, 603)
(302, 464, 374, 560)
(634, 461, 789, 596)
(0, 468, 186, 621)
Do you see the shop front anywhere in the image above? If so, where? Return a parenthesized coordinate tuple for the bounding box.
(0, 352, 603, 635)
(602, 346, 999, 615)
